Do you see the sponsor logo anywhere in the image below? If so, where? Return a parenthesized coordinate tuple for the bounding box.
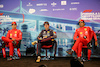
(29, 9, 36, 14)
(43, 31, 46, 34)
(85, 31, 88, 35)
(80, 32, 82, 34)
(15, 31, 17, 33)
(0, 15, 19, 22)
(0, 4, 4, 8)
(83, 10, 92, 13)
(40, 9, 48, 11)
(61, 1, 67, 5)
(81, 11, 100, 20)
(14, 34, 17, 37)
(53, 8, 65, 11)
(71, 2, 80, 5)
(51, 2, 57, 7)
(47, 31, 50, 33)
(27, 2, 33, 6)
(84, 28, 87, 31)
(69, 8, 77, 11)
(10, 34, 12, 37)
(36, 3, 47, 6)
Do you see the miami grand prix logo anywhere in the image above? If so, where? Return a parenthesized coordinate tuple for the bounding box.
(81, 10, 100, 22)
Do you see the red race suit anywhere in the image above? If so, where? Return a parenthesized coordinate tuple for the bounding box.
(1, 29, 22, 58)
(72, 26, 97, 59)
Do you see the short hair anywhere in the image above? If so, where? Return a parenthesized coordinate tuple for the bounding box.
(43, 21, 49, 26)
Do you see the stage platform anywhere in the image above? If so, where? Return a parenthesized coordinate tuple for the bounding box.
(0, 56, 100, 67)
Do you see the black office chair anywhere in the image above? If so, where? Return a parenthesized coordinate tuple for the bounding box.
(36, 40, 57, 60)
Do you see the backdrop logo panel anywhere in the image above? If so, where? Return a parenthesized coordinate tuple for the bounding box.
(0, 0, 100, 57)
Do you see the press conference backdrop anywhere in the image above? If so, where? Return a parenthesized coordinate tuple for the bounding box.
(0, 0, 100, 57)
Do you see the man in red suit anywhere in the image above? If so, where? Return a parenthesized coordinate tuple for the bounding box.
(1, 22, 22, 60)
(66, 19, 98, 60)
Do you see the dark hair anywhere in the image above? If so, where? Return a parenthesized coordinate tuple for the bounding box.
(12, 24, 17, 25)
(78, 20, 85, 25)
(43, 21, 49, 26)
(78, 20, 84, 23)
